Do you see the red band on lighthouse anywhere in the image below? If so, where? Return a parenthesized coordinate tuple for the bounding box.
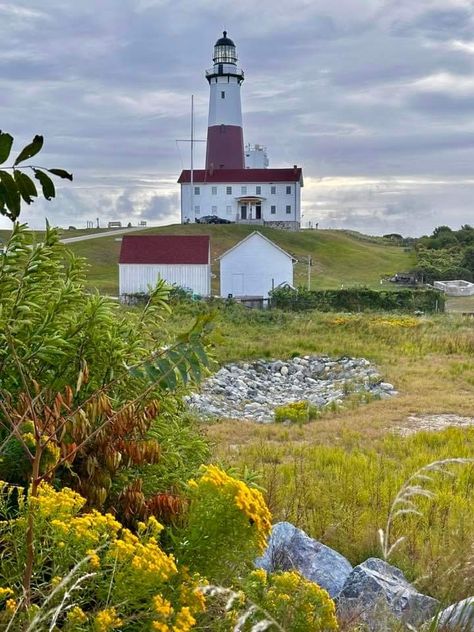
(206, 125, 245, 170)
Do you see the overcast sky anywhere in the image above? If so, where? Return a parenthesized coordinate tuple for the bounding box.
(1, 0, 474, 235)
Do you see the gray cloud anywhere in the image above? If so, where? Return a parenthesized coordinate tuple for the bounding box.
(1, 0, 474, 234)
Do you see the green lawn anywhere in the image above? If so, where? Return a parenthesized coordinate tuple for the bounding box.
(65, 224, 414, 295)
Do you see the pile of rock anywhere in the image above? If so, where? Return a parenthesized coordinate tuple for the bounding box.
(186, 356, 397, 423)
(256, 522, 474, 631)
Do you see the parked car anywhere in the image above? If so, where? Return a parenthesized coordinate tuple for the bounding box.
(195, 215, 233, 224)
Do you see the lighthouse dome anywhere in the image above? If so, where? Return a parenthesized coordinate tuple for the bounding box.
(215, 31, 235, 47)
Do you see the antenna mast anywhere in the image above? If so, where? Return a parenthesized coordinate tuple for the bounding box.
(190, 94, 194, 218)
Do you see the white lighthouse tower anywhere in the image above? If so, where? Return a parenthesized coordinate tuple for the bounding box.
(205, 31, 245, 170)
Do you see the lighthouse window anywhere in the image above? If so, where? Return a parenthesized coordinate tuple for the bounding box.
(271, 185, 276, 194)
(286, 205, 291, 214)
(271, 205, 276, 214)
(256, 186, 261, 195)
(221, 91, 225, 99)
(286, 185, 292, 194)
(241, 186, 247, 195)
(226, 186, 232, 195)
(211, 186, 217, 195)
(194, 186, 200, 195)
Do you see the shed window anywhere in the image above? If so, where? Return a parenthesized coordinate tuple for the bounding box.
(286, 205, 291, 214)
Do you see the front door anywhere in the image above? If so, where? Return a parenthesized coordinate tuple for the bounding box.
(240, 205, 247, 220)
(256, 204, 262, 220)
(232, 273, 244, 296)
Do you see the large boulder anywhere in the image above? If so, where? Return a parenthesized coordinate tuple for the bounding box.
(431, 598, 474, 630)
(255, 521, 352, 598)
(336, 558, 439, 631)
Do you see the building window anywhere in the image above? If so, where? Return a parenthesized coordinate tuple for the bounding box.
(286, 205, 291, 214)
(241, 185, 247, 195)
(212, 205, 217, 213)
(271, 185, 276, 194)
(211, 186, 217, 195)
(226, 186, 232, 195)
(271, 205, 276, 214)
(226, 205, 232, 215)
(286, 185, 292, 194)
(221, 91, 225, 99)
(194, 186, 200, 195)
(195, 205, 200, 214)
(256, 185, 261, 195)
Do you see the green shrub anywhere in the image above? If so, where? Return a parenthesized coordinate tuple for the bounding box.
(270, 286, 445, 313)
(274, 401, 310, 424)
(242, 569, 338, 631)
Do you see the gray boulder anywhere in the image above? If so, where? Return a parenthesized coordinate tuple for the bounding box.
(336, 558, 439, 631)
(432, 598, 474, 630)
(255, 521, 352, 598)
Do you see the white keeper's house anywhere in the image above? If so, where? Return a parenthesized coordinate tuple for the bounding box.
(119, 235, 211, 298)
(219, 231, 296, 298)
(179, 31, 303, 230)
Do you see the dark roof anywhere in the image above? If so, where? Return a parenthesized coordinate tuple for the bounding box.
(178, 167, 303, 184)
(119, 235, 210, 265)
(215, 31, 235, 47)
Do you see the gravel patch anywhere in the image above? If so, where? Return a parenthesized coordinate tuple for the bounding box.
(186, 356, 397, 423)
(395, 414, 474, 436)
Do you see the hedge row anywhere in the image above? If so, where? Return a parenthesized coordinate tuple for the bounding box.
(270, 287, 445, 313)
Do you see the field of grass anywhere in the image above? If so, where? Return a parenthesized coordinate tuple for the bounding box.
(63, 224, 414, 295)
(168, 301, 474, 603)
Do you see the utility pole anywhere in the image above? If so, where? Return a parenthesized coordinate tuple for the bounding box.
(307, 255, 312, 290)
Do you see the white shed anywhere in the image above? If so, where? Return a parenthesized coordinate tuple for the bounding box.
(219, 231, 295, 298)
(119, 235, 211, 297)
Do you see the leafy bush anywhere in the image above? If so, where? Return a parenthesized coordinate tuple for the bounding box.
(178, 465, 272, 584)
(0, 223, 213, 522)
(243, 569, 338, 631)
(274, 401, 310, 424)
(270, 286, 444, 313)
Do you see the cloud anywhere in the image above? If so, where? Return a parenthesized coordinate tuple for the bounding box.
(1, 0, 474, 234)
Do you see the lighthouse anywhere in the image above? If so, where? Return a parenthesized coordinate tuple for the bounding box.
(205, 31, 245, 170)
(178, 32, 303, 230)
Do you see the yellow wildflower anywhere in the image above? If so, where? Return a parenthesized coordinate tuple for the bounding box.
(172, 606, 196, 632)
(87, 549, 101, 569)
(5, 598, 17, 612)
(153, 594, 174, 618)
(67, 605, 88, 624)
(0, 587, 13, 600)
(94, 607, 122, 631)
(152, 623, 170, 632)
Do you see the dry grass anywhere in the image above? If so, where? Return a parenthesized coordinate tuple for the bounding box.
(170, 304, 474, 603)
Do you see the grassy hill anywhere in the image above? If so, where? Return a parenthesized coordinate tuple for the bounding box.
(63, 224, 414, 295)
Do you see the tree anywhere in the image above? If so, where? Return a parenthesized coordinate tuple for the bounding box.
(0, 131, 72, 220)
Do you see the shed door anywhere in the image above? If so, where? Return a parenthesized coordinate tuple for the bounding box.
(232, 273, 244, 296)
